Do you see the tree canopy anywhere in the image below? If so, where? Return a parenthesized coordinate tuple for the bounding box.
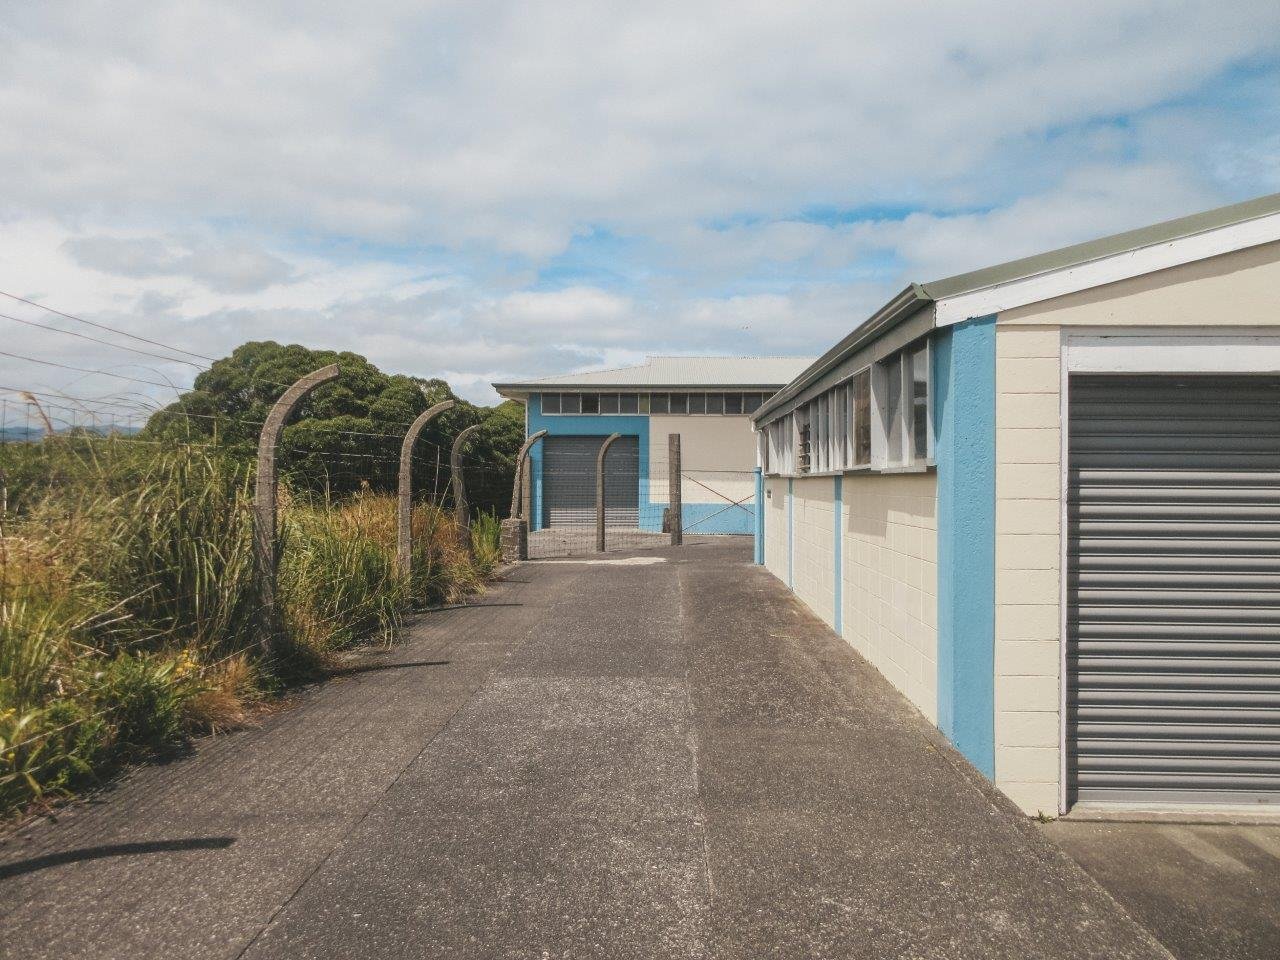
(143, 341, 523, 513)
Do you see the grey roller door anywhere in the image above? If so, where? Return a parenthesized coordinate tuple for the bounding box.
(542, 435, 639, 526)
(1068, 374, 1280, 806)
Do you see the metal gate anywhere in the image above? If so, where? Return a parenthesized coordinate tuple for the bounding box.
(542, 435, 639, 526)
(1067, 374, 1280, 805)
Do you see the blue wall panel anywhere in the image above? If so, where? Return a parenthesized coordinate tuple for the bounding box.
(934, 315, 997, 780)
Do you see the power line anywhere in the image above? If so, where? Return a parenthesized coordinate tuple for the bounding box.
(0, 311, 206, 369)
(0, 290, 216, 363)
(0, 350, 191, 392)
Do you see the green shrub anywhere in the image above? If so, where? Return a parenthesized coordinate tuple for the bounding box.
(0, 441, 496, 819)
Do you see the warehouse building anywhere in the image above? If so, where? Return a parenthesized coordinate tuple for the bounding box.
(494, 356, 810, 535)
(753, 193, 1280, 815)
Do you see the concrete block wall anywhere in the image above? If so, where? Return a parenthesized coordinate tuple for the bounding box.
(842, 474, 939, 723)
(791, 477, 837, 629)
(763, 475, 789, 578)
(993, 324, 1062, 815)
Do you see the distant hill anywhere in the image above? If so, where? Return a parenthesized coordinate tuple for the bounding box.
(1, 425, 143, 442)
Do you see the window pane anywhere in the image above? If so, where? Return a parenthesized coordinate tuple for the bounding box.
(744, 393, 764, 414)
(637, 393, 650, 414)
(542, 392, 561, 414)
(854, 369, 871, 464)
(910, 345, 929, 462)
(706, 393, 725, 414)
(882, 359, 902, 462)
(724, 393, 743, 415)
(619, 393, 638, 414)
(581, 393, 600, 414)
(687, 393, 705, 414)
(599, 393, 619, 414)
(798, 405, 811, 473)
(669, 393, 686, 414)
(561, 393, 581, 414)
(650, 392, 669, 414)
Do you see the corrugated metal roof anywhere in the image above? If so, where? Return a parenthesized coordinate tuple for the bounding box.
(494, 356, 813, 394)
(754, 191, 1280, 425)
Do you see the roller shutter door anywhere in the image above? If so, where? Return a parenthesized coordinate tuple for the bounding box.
(1068, 374, 1280, 806)
(542, 435, 639, 527)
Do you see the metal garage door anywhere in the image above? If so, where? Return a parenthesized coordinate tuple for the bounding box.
(1068, 374, 1280, 805)
(542, 435, 639, 526)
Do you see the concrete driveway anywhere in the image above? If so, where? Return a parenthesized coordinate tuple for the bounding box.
(1043, 819, 1280, 960)
(2, 538, 1172, 959)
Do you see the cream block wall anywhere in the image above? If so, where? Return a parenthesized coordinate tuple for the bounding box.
(791, 477, 837, 629)
(993, 325, 1063, 816)
(648, 415, 756, 503)
(841, 473, 939, 723)
(763, 476, 788, 579)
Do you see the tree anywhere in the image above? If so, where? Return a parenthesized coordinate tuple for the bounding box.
(143, 342, 524, 514)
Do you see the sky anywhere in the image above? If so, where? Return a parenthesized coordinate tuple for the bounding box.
(1, 1, 1279, 421)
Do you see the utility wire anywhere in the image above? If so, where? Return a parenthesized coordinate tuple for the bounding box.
(0, 311, 206, 369)
(0, 350, 190, 392)
(0, 289, 216, 363)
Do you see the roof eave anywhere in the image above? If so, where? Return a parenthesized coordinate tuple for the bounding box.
(752, 283, 932, 425)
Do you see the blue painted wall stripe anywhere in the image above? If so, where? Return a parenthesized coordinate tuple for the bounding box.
(753, 467, 765, 564)
(787, 477, 794, 588)
(833, 475, 843, 634)
(934, 315, 997, 780)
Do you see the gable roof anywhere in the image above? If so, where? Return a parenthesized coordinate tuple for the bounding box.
(755, 191, 1280, 425)
(494, 356, 814, 399)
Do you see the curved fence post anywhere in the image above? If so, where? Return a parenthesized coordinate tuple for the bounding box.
(502, 428, 547, 563)
(509, 429, 548, 519)
(397, 400, 456, 575)
(450, 423, 482, 548)
(596, 432, 622, 552)
(255, 364, 340, 649)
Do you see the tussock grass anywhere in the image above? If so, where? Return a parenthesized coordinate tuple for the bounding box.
(0, 439, 496, 819)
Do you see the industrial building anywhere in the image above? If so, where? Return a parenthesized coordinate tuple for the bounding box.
(753, 193, 1280, 815)
(494, 356, 811, 536)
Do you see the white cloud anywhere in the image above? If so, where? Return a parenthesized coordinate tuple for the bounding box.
(0, 2, 1278, 410)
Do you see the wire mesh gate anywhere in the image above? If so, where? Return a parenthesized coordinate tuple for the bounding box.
(524, 433, 756, 559)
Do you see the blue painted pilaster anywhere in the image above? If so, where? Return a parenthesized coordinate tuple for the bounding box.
(934, 315, 997, 780)
(753, 467, 765, 564)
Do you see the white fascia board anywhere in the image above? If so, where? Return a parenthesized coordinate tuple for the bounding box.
(933, 211, 1280, 327)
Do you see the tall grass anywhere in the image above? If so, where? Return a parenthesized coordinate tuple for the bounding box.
(0, 439, 497, 818)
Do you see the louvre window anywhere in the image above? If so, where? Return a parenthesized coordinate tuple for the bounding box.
(542, 393, 561, 414)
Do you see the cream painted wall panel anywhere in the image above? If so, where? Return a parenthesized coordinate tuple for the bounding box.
(1002, 240, 1280, 328)
(994, 328, 1063, 814)
(648, 415, 756, 503)
(791, 477, 836, 629)
(997, 428, 1060, 464)
(840, 472, 938, 723)
(763, 476, 788, 583)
